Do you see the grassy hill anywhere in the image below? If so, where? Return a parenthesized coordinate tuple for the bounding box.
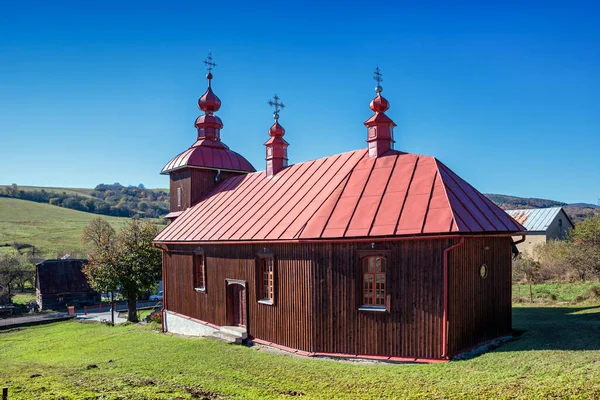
(0, 197, 131, 258)
(0, 185, 95, 198)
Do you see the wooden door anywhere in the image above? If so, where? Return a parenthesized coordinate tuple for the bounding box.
(228, 283, 246, 327)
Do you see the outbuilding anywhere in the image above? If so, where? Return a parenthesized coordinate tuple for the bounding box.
(36, 259, 100, 311)
(506, 207, 574, 257)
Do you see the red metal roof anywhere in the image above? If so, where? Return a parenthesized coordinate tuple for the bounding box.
(161, 141, 256, 174)
(155, 149, 524, 243)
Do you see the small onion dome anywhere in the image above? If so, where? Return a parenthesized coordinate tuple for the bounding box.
(370, 94, 390, 113)
(195, 114, 223, 129)
(198, 86, 221, 113)
(269, 120, 285, 137)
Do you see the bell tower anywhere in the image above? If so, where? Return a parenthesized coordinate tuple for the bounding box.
(364, 66, 396, 158)
(161, 52, 256, 220)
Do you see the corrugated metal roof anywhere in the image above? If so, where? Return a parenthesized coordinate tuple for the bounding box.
(155, 149, 524, 243)
(161, 140, 256, 174)
(505, 207, 569, 232)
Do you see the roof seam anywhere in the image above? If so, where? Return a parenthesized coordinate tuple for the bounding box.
(259, 153, 344, 239)
(393, 155, 420, 234)
(420, 169, 439, 234)
(315, 157, 362, 239)
(158, 174, 248, 241)
(216, 161, 310, 240)
(341, 157, 378, 237)
(442, 164, 498, 231)
(281, 150, 367, 239)
(367, 154, 400, 236)
(178, 173, 261, 240)
(433, 160, 460, 232)
(232, 157, 327, 240)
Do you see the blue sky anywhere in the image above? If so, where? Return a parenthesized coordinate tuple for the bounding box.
(0, 0, 598, 204)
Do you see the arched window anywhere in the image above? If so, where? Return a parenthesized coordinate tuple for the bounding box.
(362, 256, 386, 307)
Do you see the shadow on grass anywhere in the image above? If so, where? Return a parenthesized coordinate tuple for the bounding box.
(499, 306, 600, 352)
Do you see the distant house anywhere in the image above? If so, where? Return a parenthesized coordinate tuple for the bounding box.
(36, 259, 100, 310)
(506, 207, 575, 256)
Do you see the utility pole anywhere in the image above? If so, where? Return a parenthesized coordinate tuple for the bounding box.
(111, 291, 115, 326)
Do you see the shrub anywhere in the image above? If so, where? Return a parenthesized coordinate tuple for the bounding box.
(149, 311, 162, 324)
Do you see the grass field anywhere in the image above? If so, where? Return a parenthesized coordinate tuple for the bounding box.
(0, 197, 130, 257)
(0, 305, 598, 399)
(513, 282, 600, 304)
(0, 185, 95, 198)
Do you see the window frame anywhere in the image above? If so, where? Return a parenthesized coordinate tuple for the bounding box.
(193, 247, 206, 293)
(356, 249, 391, 312)
(256, 250, 276, 306)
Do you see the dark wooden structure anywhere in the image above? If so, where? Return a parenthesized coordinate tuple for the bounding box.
(0, 285, 9, 306)
(154, 63, 524, 361)
(36, 259, 100, 311)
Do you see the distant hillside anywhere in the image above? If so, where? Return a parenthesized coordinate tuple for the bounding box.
(484, 194, 599, 224)
(484, 194, 567, 209)
(0, 197, 131, 258)
(0, 183, 170, 219)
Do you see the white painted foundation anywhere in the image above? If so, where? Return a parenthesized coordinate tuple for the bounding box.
(164, 311, 218, 337)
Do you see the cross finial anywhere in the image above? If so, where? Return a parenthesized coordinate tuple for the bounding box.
(373, 66, 383, 93)
(268, 94, 285, 120)
(204, 51, 217, 74)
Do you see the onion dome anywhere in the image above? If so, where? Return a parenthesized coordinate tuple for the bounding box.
(198, 72, 222, 113)
(370, 91, 390, 113)
(269, 120, 286, 137)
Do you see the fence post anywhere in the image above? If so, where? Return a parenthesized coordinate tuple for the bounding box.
(84, 306, 87, 316)
(99, 303, 102, 313)
(3, 386, 8, 400)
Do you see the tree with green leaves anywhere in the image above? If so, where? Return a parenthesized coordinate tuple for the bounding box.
(568, 215, 600, 280)
(0, 254, 22, 301)
(83, 218, 161, 322)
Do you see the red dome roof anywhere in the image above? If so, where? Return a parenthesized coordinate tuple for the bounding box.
(370, 94, 390, 113)
(198, 85, 221, 113)
(161, 145, 255, 175)
(268, 120, 285, 137)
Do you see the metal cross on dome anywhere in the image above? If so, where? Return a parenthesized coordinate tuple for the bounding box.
(204, 51, 217, 73)
(373, 66, 383, 86)
(268, 94, 285, 119)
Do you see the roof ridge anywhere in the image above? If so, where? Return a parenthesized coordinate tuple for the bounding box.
(432, 158, 459, 232)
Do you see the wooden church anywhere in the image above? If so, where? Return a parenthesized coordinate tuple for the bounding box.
(153, 55, 525, 362)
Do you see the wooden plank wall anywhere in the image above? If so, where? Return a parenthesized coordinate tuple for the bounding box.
(169, 169, 218, 211)
(164, 236, 511, 359)
(164, 243, 314, 352)
(169, 169, 247, 212)
(311, 239, 452, 359)
(448, 237, 512, 356)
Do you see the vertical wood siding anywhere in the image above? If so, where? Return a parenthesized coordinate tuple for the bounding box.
(311, 240, 452, 359)
(169, 169, 249, 212)
(163, 236, 512, 359)
(448, 237, 512, 356)
(164, 243, 314, 352)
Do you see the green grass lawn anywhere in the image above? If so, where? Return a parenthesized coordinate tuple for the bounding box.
(513, 281, 600, 304)
(0, 197, 132, 257)
(10, 290, 36, 306)
(1, 305, 599, 399)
